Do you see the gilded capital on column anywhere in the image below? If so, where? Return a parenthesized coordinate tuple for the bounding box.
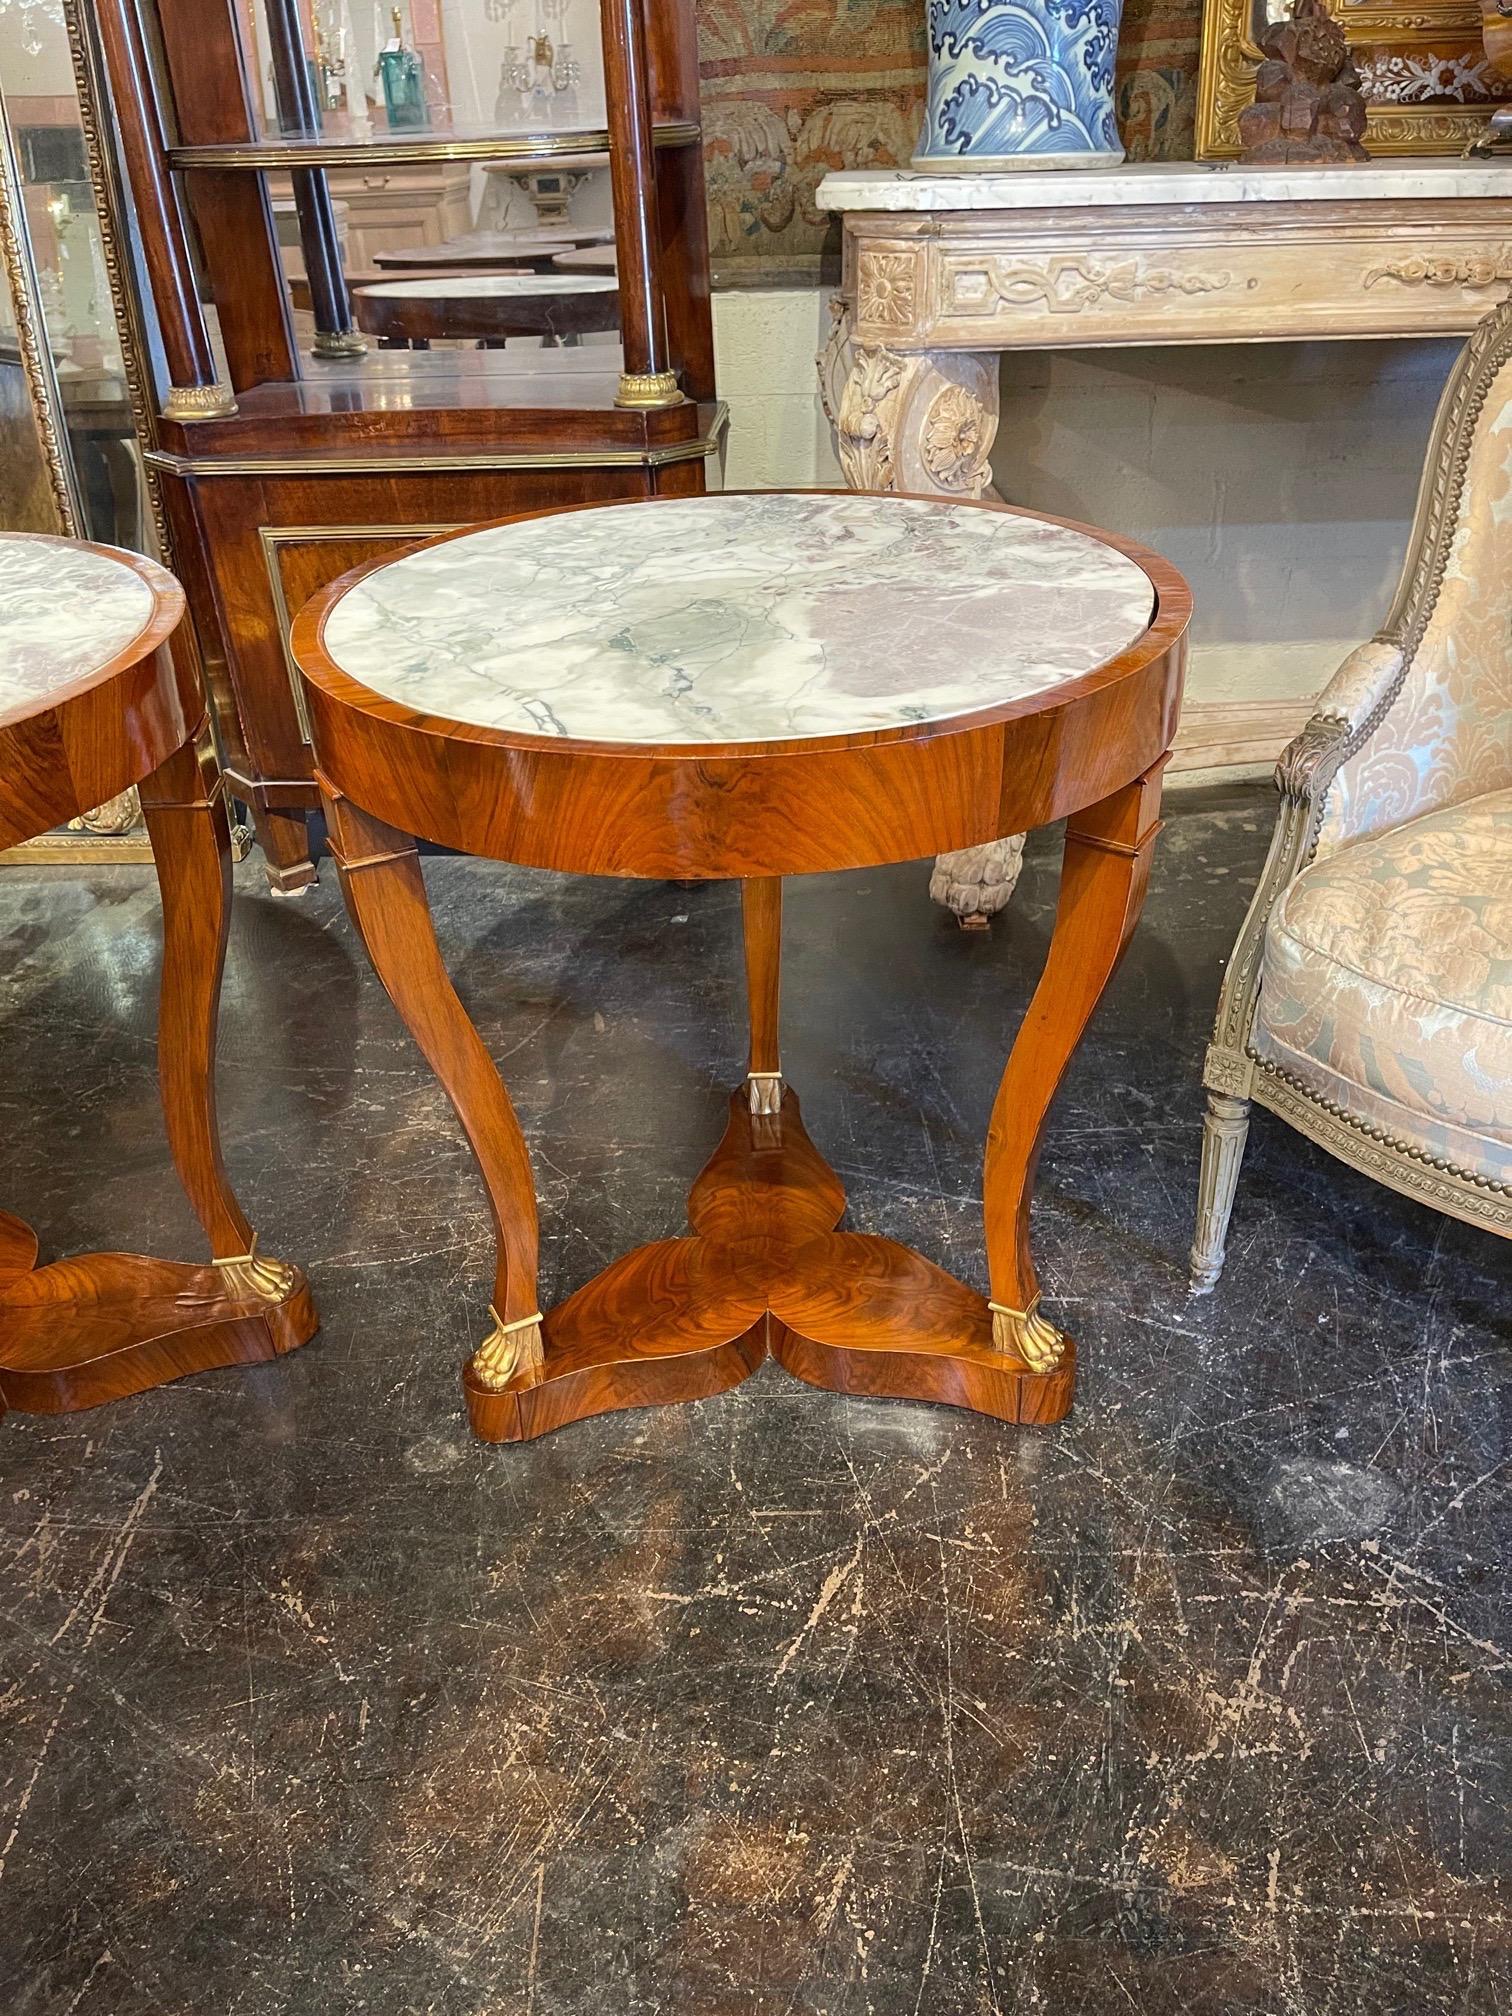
(615, 369, 684, 410)
(163, 381, 237, 420)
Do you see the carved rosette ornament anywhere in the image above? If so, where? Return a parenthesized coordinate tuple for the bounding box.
(68, 788, 140, 838)
(856, 250, 919, 329)
(920, 381, 993, 492)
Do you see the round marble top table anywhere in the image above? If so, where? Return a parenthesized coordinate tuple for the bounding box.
(0, 533, 315, 1422)
(292, 491, 1190, 1446)
(352, 271, 619, 347)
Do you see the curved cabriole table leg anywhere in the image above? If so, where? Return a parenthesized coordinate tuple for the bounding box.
(767, 766, 1165, 1424)
(320, 783, 787, 1443)
(319, 784, 542, 1417)
(979, 760, 1167, 1390)
(0, 719, 316, 1417)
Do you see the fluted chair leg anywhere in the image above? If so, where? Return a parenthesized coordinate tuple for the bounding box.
(1190, 1091, 1252, 1295)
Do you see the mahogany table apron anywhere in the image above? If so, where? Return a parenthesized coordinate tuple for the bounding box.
(0, 532, 316, 1420)
(291, 490, 1191, 1445)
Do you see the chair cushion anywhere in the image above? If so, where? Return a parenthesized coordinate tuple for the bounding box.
(1253, 790, 1512, 1185)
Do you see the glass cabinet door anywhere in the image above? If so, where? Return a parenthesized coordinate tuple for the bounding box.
(236, 0, 608, 144)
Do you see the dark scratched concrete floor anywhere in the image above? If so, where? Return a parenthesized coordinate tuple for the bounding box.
(0, 781, 1507, 2016)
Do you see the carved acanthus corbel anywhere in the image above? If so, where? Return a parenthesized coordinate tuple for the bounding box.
(835, 346, 906, 493)
(816, 293, 854, 432)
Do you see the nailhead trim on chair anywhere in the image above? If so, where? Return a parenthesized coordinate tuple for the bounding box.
(1248, 1049, 1509, 1194)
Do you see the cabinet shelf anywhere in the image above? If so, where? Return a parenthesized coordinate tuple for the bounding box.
(168, 123, 700, 172)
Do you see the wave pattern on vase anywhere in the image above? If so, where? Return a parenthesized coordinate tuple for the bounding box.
(915, 0, 1126, 170)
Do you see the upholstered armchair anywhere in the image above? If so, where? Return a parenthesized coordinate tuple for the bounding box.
(1191, 297, 1512, 1291)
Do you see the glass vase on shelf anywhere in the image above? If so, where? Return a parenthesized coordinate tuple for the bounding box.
(376, 6, 428, 132)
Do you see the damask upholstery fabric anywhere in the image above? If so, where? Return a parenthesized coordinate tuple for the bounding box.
(1316, 357, 1512, 861)
(1254, 791, 1512, 1185)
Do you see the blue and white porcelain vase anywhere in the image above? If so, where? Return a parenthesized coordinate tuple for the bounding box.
(913, 0, 1126, 170)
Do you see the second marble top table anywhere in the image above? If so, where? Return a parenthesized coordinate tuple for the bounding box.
(0, 533, 315, 1419)
(292, 491, 1190, 1443)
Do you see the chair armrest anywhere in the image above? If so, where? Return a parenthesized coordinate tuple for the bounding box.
(1205, 637, 1404, 1086)
(1312, 636, 1406, 734)
(1273, 635, 1406, 808)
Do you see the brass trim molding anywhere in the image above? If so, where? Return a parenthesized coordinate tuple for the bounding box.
(213, 1234, 299, 1302)
(168, 122, 700, 172)
(147, 405, 729, 478)
(0, 831, 154, 866)
(746, 1072, 784, 1117)
(223, 768, 316, 795)
(1195, 0, 1506, 157)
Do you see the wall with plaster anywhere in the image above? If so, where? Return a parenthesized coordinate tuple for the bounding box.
(712, 286, 1457, 717)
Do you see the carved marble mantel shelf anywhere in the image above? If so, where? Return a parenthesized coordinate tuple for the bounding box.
(819, 160, 1512, 779)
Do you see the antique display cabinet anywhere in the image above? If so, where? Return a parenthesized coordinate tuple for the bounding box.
(73, 0, 722, 890)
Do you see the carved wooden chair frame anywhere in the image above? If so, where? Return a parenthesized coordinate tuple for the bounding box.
(1191, 296, 1512, 1289)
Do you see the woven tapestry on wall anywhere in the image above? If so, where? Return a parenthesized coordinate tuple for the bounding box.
(697, 0, 1204, 280)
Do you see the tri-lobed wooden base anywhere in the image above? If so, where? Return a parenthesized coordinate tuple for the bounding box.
(0, 1210, 316, 1419)
(463, 1090, 1073, 1443)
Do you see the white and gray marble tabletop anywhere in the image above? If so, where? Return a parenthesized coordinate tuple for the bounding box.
(319, 492, 1156, 747)
(0, 534, 158, 725)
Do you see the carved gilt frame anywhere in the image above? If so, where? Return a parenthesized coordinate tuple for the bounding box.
(1196, 0, 1510, 157)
